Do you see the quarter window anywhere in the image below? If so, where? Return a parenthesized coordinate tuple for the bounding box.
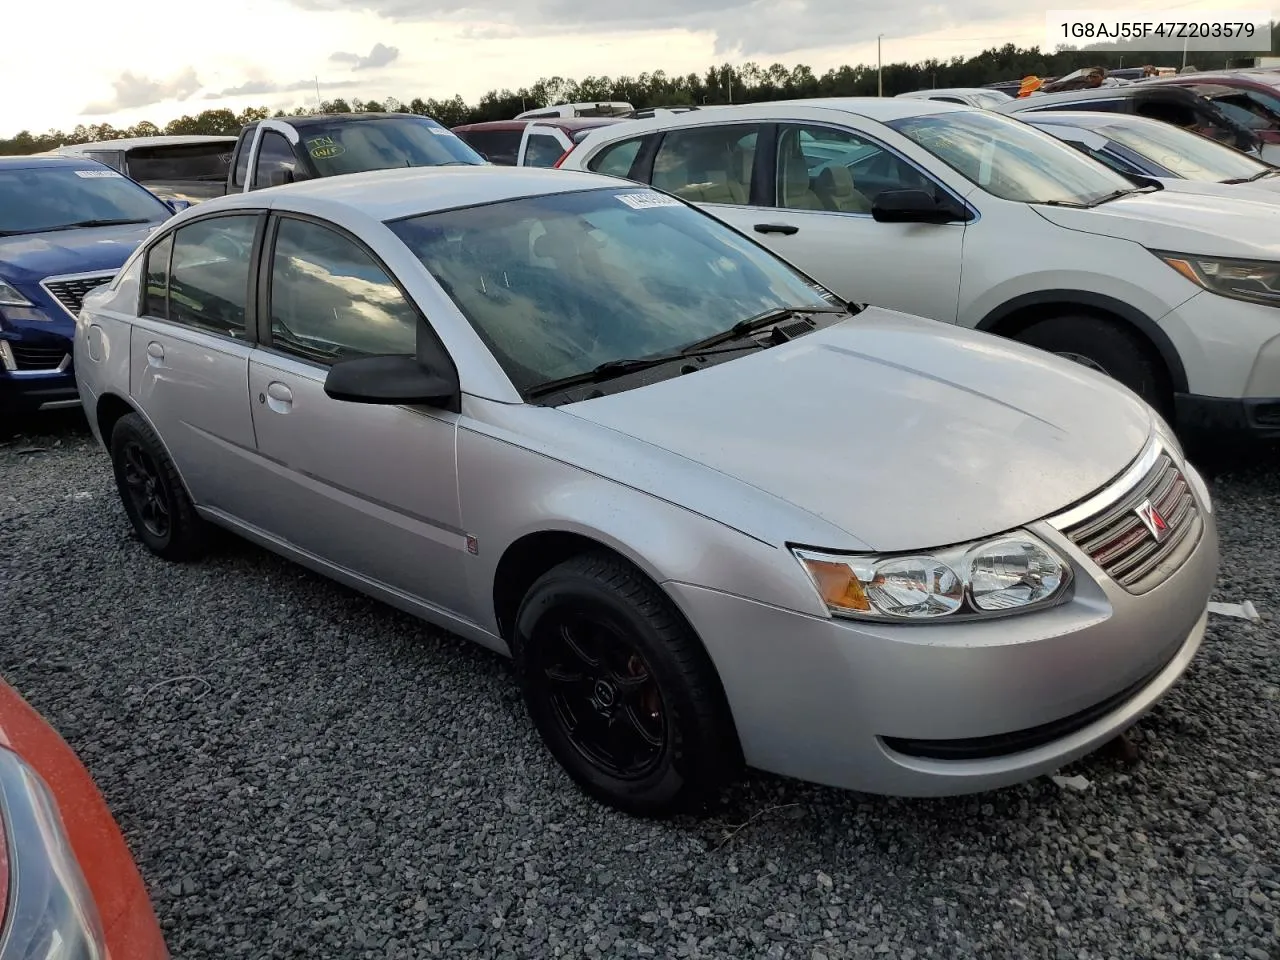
(650, 124, 761, 205)
(268, 218, 420, 363)
(165, 215, 257, 337)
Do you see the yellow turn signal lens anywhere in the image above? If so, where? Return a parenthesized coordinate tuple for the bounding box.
(800, 558, 872, 612)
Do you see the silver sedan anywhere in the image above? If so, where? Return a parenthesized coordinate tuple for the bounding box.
(73, 166, 1219, 816)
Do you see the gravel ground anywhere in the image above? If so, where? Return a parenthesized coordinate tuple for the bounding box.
(1, 411, 1278, 960)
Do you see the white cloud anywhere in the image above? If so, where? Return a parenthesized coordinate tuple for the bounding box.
(81, 67, 203, 116)
(330, 42, 401, 69)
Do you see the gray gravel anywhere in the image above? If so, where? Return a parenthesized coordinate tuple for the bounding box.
(1, 411, 1278, 960)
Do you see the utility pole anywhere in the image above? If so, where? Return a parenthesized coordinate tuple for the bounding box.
(878, 34, 884, 96)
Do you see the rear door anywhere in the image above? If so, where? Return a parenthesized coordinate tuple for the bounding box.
(244, 213, 468, 612)
(128, 211, 264, 518)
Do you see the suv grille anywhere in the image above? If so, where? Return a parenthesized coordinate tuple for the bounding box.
(1061, 453, 1201, 595)
(11, 343, 69, 371)
(41, 272, 116, 319)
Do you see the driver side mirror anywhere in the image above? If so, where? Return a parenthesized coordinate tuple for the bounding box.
(268, 168, 299, 188)
(871, 189, 970, 224)
(323, 354, 459, 410)
(166, 198, 192, 214)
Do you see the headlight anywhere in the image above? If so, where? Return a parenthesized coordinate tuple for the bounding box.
(0, 280, 32, 307)
(793, 531, 1072, 622)
(1155, 250, 1280, 307)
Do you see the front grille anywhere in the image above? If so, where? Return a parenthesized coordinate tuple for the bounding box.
(11, 342, 69, 371)
(40, 272, 116, 319)
(1061, 453, 1201, 595)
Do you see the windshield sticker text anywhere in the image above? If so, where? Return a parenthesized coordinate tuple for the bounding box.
(74, 169, 123, 178)
(427, 127, 454, 136)
(306, 136, 345, 159)
(616, 192, 682, 210)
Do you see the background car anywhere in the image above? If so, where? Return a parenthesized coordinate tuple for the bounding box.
(75, 165, 1216, 818)
(996, 85, 1264, 157)
(451, 117, 625, 167)
(561, 98, 1280, 442)
(0, 675, 168, 958)
(895, 88, 1014, 109)
(1022, 111, 1280, 195)
(1142, 72, 1280, 159)
(51, 135, 238, 205)
(0, 155, 176, 425)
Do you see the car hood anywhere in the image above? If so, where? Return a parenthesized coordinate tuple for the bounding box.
(563, 309, 1153, 552)
(1153, 176, 1280, 202)
(1033, 188, 1280, 258)
(0, 222, 160, 284)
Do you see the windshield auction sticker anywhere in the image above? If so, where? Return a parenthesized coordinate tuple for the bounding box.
(616, 191, 682, 209)
(74, 169, 123, 178)
(306, 136, 345, 159)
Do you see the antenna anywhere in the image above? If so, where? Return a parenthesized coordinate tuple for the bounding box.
(315, 76, 322, 113)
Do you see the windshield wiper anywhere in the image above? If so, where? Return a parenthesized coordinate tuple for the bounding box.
(1224, 168, 1278, 183)
(681, 303, 847, 353)
(1083, 186, 1156, 208)
(526, 342, 766, 399)
(38, 218, 152, 233)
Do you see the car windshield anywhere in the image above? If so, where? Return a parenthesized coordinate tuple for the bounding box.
(300, 118, 485, 175)
(0, 165, 171, 235)
(126, 143, 234, 182)
(388, 187, 835, 393)
(887, 109, 1137, 204)
(1098, 117, 1270, 181)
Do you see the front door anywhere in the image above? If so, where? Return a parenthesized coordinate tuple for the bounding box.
(129, 212, 263, 518)
(738, 122, 966, 322)
(245, 214, 468, 614)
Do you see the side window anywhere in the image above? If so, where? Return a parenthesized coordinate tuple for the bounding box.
(1031, 99, 1125, 113)
(166, 216, 257, 337)
(268, 218, 420, 363)
(588, 137, 644, 179)
(650, 124, 761, 205)
(777, 124, 928, 213)
(524, 132, 567, 168)
(932, 96, 967, 105)
(252, 131, 297, 189)
(86, 151, 125, 173)
(233, 136, 251, 187)
(142, 233, 173, 319)
(460, 130, 520, 165)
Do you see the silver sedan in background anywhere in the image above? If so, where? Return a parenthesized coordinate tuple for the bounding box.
(73, 166, 1218, 817)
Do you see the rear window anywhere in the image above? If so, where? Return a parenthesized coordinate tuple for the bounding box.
(454, 129, 521, 165)
(126, 143, 234, 183)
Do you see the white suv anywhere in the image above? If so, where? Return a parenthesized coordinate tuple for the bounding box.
(560, 98, 1280, 442)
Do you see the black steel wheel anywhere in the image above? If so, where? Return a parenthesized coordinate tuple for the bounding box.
(514, 551, 740, 818)
(109, 412, 207, 561)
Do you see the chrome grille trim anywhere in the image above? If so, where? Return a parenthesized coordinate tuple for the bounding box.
(39, 270, 117, 320)
(1050, 445, 1201, 595)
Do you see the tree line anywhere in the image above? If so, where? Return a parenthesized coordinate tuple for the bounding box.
(3, 36, 1272, 155)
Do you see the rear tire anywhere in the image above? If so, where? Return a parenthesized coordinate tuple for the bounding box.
(109, 413, 207, 562)
(513, 551, 740, 818)
(1014, 314, 1170, 415)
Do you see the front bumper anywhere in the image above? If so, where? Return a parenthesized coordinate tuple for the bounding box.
(1174, 393, 1280, 442)
(667, 462, 1219, 797)
(0, 325, 79, 415)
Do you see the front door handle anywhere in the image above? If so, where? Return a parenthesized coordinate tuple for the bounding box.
(146, 341, 164, 366)
(262, 380, 293, 414)
(754, 223, 799, 235)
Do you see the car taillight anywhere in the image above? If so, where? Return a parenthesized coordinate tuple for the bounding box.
(552, 145, 576, 169)
(0, 747, 107, 958)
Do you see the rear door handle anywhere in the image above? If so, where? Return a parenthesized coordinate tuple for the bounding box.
(146, 341, 164, 366)
(262, 380, 293, 414)
(754, 223, 799, 235)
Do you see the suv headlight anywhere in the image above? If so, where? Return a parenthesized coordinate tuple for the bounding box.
(0, 280, 32, 307)
(793, 531, 1072, 622)
(1155, 250, 1280, 307)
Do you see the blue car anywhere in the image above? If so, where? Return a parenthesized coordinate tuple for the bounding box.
(0, 156, 176, 421)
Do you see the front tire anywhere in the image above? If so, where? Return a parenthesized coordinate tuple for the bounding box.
(1014, 314, 1170, 414)
(109, 413, 207, 562)
(513, 551, 740, 818)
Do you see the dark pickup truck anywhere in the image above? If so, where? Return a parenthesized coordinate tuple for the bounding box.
(57, 113, 486, 204)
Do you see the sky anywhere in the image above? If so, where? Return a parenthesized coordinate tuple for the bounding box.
(1, 0, 1266, 136)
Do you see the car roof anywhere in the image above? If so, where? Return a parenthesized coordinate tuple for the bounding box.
(997, 86, 1173, 111)
(196, 165, 622, 220)
(56, 135, 236, 151)
(0, 155, 114, 171)
(897, 88, 1001, 97)
(452, 117, 624, 133)
(242, 113, 436, 131)
(769, 96, 973, 120)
